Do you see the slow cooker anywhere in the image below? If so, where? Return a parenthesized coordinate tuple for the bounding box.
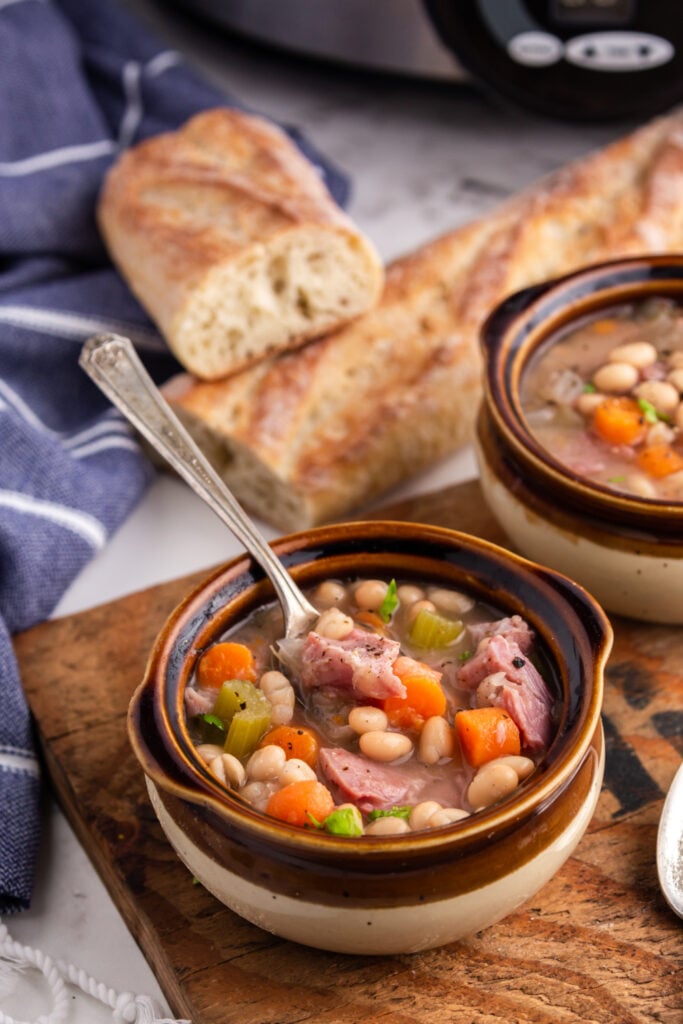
(169, 0, 683, 121)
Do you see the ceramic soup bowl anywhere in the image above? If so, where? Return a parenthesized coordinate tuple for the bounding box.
(476, 255, 683, 624)
(128, 520, 610, 955)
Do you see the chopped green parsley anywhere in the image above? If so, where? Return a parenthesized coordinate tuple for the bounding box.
(378, 578, 399, 622)
(637, 397, 671, 425)
(198, 712, 225, 731)
(367, 805, 411, 822)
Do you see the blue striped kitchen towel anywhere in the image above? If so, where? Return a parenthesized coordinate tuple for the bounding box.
(0, 0, 349, 915)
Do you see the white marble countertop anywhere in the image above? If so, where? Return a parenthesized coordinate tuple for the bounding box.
(5, 3, 629, 1020)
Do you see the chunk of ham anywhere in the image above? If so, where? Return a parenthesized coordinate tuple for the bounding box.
(458, 633, 553, 751)
(549, 432, 608, 478)
(184, 687, 215, 718)
(319, 748, 422, 812)
(319, 747, 469, 812)
(467, 615, 534, 652)
(300, 628, 406, 701)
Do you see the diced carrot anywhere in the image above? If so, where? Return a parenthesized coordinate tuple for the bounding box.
(636, 443, 683, 479)
(455, 707, 521, 768)
(266, 780, 335, 828)
(197, 642, 257, 690)
(591, 318, 617, 335)
(259, 725, 320, 768)
(355, 610, 386, 631)
(382, 656, 446, 731)
(592, 397, 646, 447)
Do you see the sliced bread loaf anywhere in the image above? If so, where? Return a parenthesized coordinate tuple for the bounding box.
(164, 108, 683, 529)
(98, 108, 384, 380)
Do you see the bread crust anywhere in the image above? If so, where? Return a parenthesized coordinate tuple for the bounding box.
(98, 108, 383, 379)
(165, 108, 683, 530)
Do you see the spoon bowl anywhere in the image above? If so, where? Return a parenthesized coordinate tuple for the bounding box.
(79, 334, 320, 652)
(657, 763, 683, 919)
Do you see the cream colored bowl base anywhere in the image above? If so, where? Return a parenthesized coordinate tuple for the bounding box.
(146, 744, 603, 956)
(477, 453, 683, 624)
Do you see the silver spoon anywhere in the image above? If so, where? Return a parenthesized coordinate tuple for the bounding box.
(657, 762, 683, 920)
(79, 333, 320, 649)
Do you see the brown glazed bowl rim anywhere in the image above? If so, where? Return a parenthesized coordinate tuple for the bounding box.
(480, 254, 683, 535)
(128, 520, 611, 869)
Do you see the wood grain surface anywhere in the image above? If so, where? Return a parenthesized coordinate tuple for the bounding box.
(14, 480, 683, 1024)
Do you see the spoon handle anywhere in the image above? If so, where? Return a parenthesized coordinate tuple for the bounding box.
(79, 333, 319, 636)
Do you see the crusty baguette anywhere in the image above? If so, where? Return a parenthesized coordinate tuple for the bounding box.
(164, 107, 683, 531)
(98, 108, 383, 379)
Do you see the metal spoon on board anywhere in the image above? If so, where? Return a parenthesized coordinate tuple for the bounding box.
(79, 333, 320, 650)
(657, 762, 683, 920)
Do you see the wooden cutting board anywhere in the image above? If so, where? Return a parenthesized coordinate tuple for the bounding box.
(14, 480, 683, 1024)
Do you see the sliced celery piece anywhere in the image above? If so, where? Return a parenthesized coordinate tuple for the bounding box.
(212, 679, 256, 724)
(409, 608, 464, 649)
(224, 688, 272, 760)
(210, 680, 272, 760)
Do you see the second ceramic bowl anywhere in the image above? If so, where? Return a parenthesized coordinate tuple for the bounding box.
(476, 255, 683, 624)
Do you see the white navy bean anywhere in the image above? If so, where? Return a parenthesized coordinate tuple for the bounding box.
(208, 753, 246, 789)
(476, 671, 506, 708)
(246, 744, 287, 781)
(365, 816, 411, 836)
(485, 755, 536, 781)
(359, 730, 413, 762)
(428, 587, 474, 615)
(624, 472, 658, 498)
(196, 743, 225, 765)
(409, 800, 443, 831)
(593, 361, 639, 393)
(396, 584, 424, 605)
(239, 780, 279, 811)
(408, 599, 437, 623)
(348, 705, 389, 735)
(314, 579, 347, 608)
(354, 579, 389, 611)
(279, 757, 317, 786)
(668, 367, 683, 393)
(259, 670, 295, 726)
(315, 606, 354, 640)
(646, 421, 675, 447)
(608, 341, 657, 368)
(634, 379, 679, 416)
(418, 716, 454, 765)
(428, 808, 470, 827)
(665, 469, 683, 500)
(467, 763, 519, 810)
(576, 391, 606, 417)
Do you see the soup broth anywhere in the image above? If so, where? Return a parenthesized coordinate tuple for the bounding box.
(521, 297, 683, 500)
(185, 576, 558, 837)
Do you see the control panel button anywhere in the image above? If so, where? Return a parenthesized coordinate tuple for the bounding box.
(564, 32, 674, 71)
(507, 30, 563, 67)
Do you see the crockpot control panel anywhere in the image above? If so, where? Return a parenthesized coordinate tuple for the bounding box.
(426, 0, 683, 119)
